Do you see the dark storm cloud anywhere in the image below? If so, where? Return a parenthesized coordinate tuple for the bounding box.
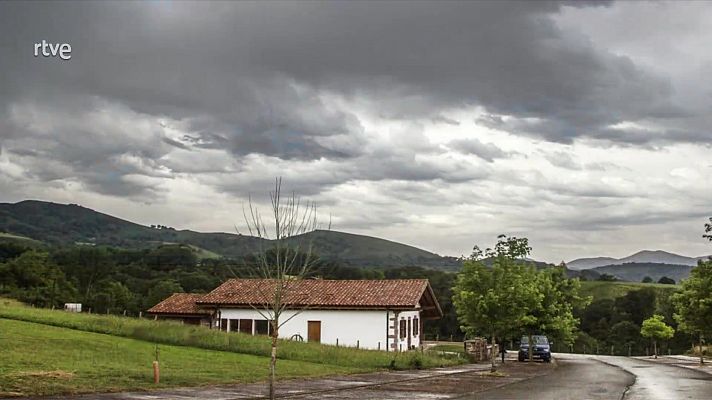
(1, 1, 694, 141)
(0, 0, 707, 199)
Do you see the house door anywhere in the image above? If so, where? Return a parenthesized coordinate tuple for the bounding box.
(307, 321, 321, 343)
(407, 318, 412, 349)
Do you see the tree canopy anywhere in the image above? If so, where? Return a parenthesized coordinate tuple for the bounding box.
(452, 235, 586, 368)
(673, 260, 712, 340)
(641, 314, 674, 358)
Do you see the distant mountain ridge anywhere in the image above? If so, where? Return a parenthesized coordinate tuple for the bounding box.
(0, 200, 461, 270)
(591, 262, 694, 283)
(1, 200, 708, 275)
(568, 250, 709, 270)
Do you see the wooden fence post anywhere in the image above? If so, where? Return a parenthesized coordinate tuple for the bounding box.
(153, 345, 160, 384)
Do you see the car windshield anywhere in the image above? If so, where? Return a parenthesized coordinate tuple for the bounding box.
(521, 336, 548, 345)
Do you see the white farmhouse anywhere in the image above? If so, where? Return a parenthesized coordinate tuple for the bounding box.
(149, 279, 442, 351)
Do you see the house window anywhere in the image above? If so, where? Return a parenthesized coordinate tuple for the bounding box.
(413, 317, 419, 336)
(239, 319, 253, 334)
(229, 319, 239, 332)
(255, 319, 269, 335)
(220, 318, 228, 331)
(399, 319, 407, 339)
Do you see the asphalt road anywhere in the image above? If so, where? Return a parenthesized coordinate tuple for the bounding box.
(466, 353, 712, 400)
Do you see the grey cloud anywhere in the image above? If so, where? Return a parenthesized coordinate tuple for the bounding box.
(544, 151, 582, 170)
(448, 138, 515, 162)
(1, 97, 174, 197)
(431, 116, 461, 126)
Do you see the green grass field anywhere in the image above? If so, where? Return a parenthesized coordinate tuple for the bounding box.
(0, 318, 361, 397)
(0, 299, 459, 371)
(0, 299, 461, 396)
(579, 281, 679, 301)
(429, 343, 466, 354)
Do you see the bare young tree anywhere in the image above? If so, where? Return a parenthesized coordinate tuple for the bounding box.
(241, 177, 320, 400)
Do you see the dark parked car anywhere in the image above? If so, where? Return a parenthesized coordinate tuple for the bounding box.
(518, 335, 551, 362)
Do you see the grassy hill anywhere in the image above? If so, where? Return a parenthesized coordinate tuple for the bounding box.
(579, 280, 679, 301)
(288, 230, 460, 269)
(0, 200, 460, 269)
(0, 232, 42, 247)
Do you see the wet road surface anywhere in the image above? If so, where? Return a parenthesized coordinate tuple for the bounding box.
(465, 353, 712, 400)
(465, 354, 633, 400)
(603, 355, 712, 400)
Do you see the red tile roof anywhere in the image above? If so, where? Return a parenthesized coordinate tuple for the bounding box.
(198, 279, 440, 316)
(147, 293, 211, 315)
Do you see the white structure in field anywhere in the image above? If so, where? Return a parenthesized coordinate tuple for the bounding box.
(148, 279, 442, 351)
(215, 308, 423, 351)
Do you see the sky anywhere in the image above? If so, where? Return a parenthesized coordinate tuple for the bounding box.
(0, 1, 710, 263)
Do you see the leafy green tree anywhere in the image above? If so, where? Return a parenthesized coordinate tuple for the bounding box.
(580, 299, 615, 342)
(524, 266, 589, 359)
(614, 288, 657, 326)
(642, 276, 653, 283)
(53, 247, 115, 303)
(673, 260, 712, 363)
(641, 314, 674, 359)
(597, 273, 617, 282)
(145, 245, 198, 271)
(658, 276, 675, 285)
(610, 321, 640, 355)
(94, 281, 133, 314)
(0, 242, 32, 262)
(452, 235, 539, 371)
(0, 250, 77, 307)
(145, 279, 183, 309)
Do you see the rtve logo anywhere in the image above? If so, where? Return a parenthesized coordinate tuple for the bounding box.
(34, 40, 72, 60)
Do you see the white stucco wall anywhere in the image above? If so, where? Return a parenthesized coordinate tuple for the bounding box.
(218, 308, 398, 350)
(392, 310, 422, 351)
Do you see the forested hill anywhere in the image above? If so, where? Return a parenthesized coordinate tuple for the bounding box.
(0, 200, 461, 269)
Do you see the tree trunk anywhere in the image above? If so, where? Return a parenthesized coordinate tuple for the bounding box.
(528, 333, 533, 362)
(269, 324, 278, 400)
(700, 333, 705, 365)
(490, 333, 496, 372)
(653, 340, 657, 359)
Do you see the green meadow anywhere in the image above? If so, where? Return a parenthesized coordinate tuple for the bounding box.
(0, 299, 462, 396)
